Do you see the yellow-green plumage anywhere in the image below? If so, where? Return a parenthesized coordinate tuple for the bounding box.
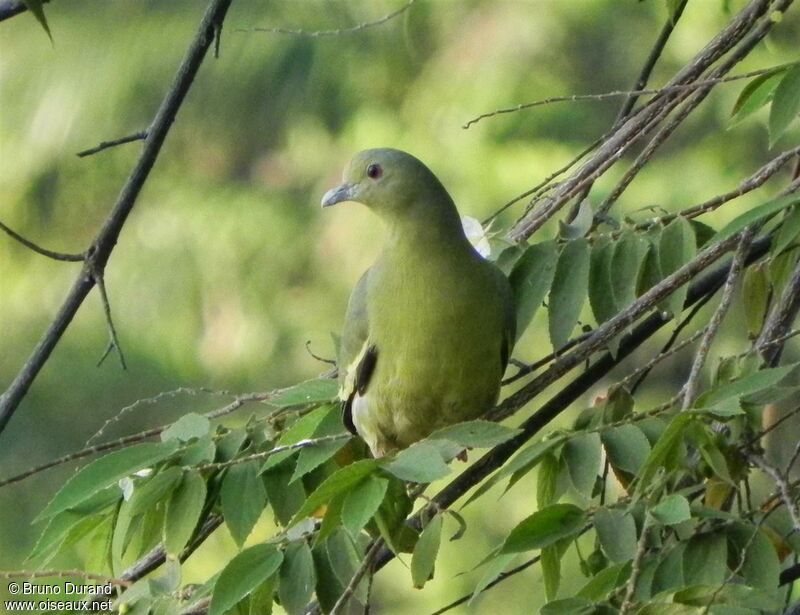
(322, 149, 515, 458)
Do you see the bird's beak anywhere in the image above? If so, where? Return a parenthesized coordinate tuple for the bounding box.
(321, 183, 356, 208)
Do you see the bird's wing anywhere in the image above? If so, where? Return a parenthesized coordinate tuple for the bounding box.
(338, 270, 378, 435)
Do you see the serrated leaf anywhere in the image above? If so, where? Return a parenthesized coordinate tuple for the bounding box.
(411, 514, 442, 588)
(383, 440, 451, 483)
(161, 413, 210, 443)
(269, 378, 338, 408)
(649, 494, 691, 526)
(37, 440, 179, 520)
(772, 205, 800, 256)
(594, 508, 637, 563)
(290, 405, 350, 483)
(589, 237, 617, 325)
(712, 194, 800, 243)
(469, 553, 515, 605)
(549, 238, 590, 350)
(731, 70, 785, 123)
(741, 263, 770, 339)
(209, 545, 283, 615)
(601, 424, 651, 475)
(611, 231, 647, 310)
(577, 562, 630, 600)
(341, 475, 388, 537)
(563, 433, 601, 495)
(263, 459, 306, 526)
(289, 460, 377, 527)
(429, 420, 520, 449)
(682, 533, 727, 586)
(500, 503, 585, 553)
(540, 597, 594, 615)
(260, 405, 330, 473)
(638, 413, 694, 490)
(278, 542, 316, 615)
(27, 511, 85, 563)
(658, 217, 696, 318)
(695, 362, 798, 407)
(509, 240, 558, 339)
(536, 453, 561, 508)
(128, 466, 182, 517)
(221, 461, 267, 547)
(769, 65, 800, 145)
(164, 471, 206, 557)
(727, 523, 780, 593)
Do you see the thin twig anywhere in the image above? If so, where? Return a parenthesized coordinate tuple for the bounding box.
(93, 273, 127, 370)
(194, 434, 350, 472)
(0, 220, 84, 262)
(756, 257, 800, 366)
(682, 229, 753, 409)
(76, 130, 148, 157)
(463, 66, 784, 129)
(241, 0, 414, 37)
(305, 340, 336, 366)
(620, 522, 651, 613)
(0, 0, 235, 436)
(0, 391, 269, 488)
(619, 326, 706, 391)
(750, 454, 800, 533)
(330, 539, 384, 615)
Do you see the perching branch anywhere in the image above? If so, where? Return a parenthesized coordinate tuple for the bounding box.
(76, 130, 148, 158)
(0, 0, 235, 437)
(0, 219, 84, 262)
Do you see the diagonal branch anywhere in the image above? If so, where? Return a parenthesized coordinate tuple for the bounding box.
(0, 0, 235, 437)
(0, 219, 84, 262)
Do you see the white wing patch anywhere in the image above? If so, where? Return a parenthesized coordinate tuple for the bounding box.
(339, 339, 371, 401)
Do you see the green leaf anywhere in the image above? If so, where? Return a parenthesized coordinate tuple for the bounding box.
(683, 533, 727, 586)
(611, 231, 647, 310)
(741, 263, 770, 339)
(27, 511, 85, 563)
(540, 597, 594, 615)
(769, 65, 800, 145)
(341, 476, 388, 537)
(429, 420, 520, 449)
(411, 514, 443, 588)
(221, 461, 267, 547)
(209, 544, 283, 615)
(263, 459, 306, 526)
(636, 235, 663, 297)
(469, 553, 515, 605)
(260, 405, 330, 473)
(559, 200, 594, 240)
(638, 413, 694, 489)
(161, 413, 210, 443)
(594, 508, 637, 563)
(727, 523, 780, 593)
(383, 441, 451, 483)
(21, 0, 52, 40)
(674, 583, 782, 610)
(731, 70, 785, 123)
(658, 217, 696, 318)
(541, 544, 561, 601)
(601, 424, 651, 474)
(37, 440, 179, 520)
(278, 542, 316, 615)
(325, 529, 368, 602)
(563, 433, 601, 495)
(772, 205, 800, 256)
(649, 494, 691, 526)
(269, 378, 339, 408)
(164, 471, 206, 557)
(509, 240, 558, 338)
(289, 460, 377, 527)
(577, 562, 630, 600)
(128, 466, 183, 517)
(500, 503, 585, 554)
(589, 237, 617, 325)
(290, 405, 350, 483)
(549, 238, 590, 350)
(712, 194, 800, 243)
(651, 543, 686, 595)
(536, 453, 561, 508)
(696, 362, 798, 407)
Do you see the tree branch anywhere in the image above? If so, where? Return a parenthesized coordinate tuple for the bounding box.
(0, 0, 235, 437)
(0, 219, 84, 262)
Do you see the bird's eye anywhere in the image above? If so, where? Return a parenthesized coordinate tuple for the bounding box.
(366, 163, 383, 180)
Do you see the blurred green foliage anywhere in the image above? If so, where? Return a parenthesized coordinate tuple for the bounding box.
(1, 1, 799, 613)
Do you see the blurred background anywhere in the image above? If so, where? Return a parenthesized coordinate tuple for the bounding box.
(1, 1, 799, 612)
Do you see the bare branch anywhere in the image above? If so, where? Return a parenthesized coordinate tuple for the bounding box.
(241, 0, 415, 37)
(682, 229, 753, 409)
(94, 273, 127, 370)
(330, 539, 383, 615)
(0, 569, 130, 587)
(0, 0, 235, 437)
(76, 130, 148, 158)
(0, 219, 84, 262)
(750, 454, 800, 533)
(756, 256, 800, 366)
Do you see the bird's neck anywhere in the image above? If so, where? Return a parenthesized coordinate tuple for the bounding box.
(382, 199, 473, 257)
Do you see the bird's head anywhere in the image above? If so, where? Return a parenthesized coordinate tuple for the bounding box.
(321, 148, 454, 222)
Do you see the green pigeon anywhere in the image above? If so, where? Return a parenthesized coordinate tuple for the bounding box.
(322, 148, 515, 458)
